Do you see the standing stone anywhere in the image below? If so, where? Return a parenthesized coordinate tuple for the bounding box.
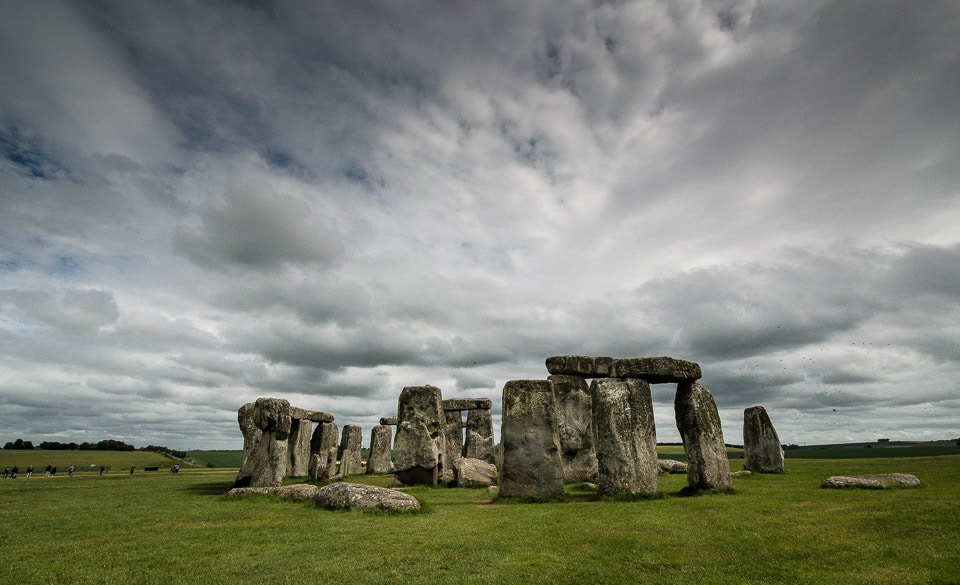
(248, 397, 292, 488)
(367, 424, 394, 474)
(464, 408, 496, 465)
(309, 421, 339, 481)
(443, 410, 464, 477)
(590, 378, 658, 496)
(286, 417, 313, 477)
(499, 380, 564, 498)
(392, 385, 446, 486)
(743, 405, 785, 473)
(675, 381, 732, 491)
(235, 402, 262, 487)
(550, 375, 599, 482)
(338, 424, 363, 477)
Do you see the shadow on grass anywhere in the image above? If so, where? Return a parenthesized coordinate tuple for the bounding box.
(180, 480, 236, 496)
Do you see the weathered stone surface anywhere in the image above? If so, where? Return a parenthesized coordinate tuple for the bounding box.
(227, 486, 272, 496)
(314, 482, 420, 511)
(675, 382, 731, 491)
(499, 380, 564, 498)
(464, 408, 496, 465)
(393, 385, 446, 486)
(309, 421, 339, 481)
(549, 375, 599, 482)
(443, 410, 465, 479)
(275, 483, 319, 500)
(442, 397, 493, 411)
(366, 425, 394, 475)
(379, 417, 399, 426)
(821, 473, 921, 489)
(289, 407, 334, 423)
(453, 457, 498, 487)
(286, 417, 313, 477)
(590, 378, 658, 496)
(247, 397, 292, 488)
(658, 459, 688, 474)
(545, 355, 614, 378)
(610, 357, 702, 383)
(337, 424, 363, 477)
(743, 405, 785, 473)
(235, 402, 262, 487)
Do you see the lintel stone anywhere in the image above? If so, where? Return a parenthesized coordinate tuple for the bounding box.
(609, 356, 701, 383)
(442, 397, 493, 411)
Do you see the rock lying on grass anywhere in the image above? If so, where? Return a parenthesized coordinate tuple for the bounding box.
(731, 470, 753, 478)
(657, 459, 688, 474)
(821, 473, 921, 489)
(314, 482, 420, 511)
(226, 484, 319, 501)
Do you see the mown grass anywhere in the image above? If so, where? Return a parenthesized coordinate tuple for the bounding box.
(1, 451, 957, 584)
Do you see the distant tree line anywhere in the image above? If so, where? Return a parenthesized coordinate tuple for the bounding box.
(3, 438, 184, 457)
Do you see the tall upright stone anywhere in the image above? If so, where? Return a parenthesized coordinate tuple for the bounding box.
(235, 402, 262, 487)
(443, 410, 465, 477)
(675, 381, 732, 491)
(247, 397, 292, 488)
(367, 424, 394, 475)
(286, 417, 313, 477)
(338, 424, 363, 477)
(590, 378, 658, 496)
(464, 408, 496, 465)
(550, 374, 599, 482)
(393, 385, 446, 486)
(499, 380, 564, 498)
(309, 421, 339, 481)
(743, 405, 785, 473)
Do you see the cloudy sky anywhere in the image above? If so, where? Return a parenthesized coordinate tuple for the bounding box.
(2, 1, 958, 451)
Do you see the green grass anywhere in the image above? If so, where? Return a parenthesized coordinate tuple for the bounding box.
(185, 450, 243, 468)
(0, 450, 175, 475)
(1, 451, 958, 584)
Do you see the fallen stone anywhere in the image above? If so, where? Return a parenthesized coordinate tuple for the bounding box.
(675, 381, 732, 491)
(545, 355, 614, 378)
(821, 473, 921, 489)
(499, 379, 565, 497)
(658, 459, 688, 474)
(731, 470, 753, 478)
(590, 378, 658, 496)
(610, 357, 702, 383)
(743, 405, 785, 473)
(275, 484, 319, 500)
(453, 457, 498, 487)
(314, 482, 420, 511)
(227, 487, 273, 496)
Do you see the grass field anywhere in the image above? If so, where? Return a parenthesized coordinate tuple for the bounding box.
(1, 449, 958, 584)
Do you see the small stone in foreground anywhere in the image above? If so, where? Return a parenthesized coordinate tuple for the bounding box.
(657, 459, 688, 474)
(314, 482, 420, 511)
(821, 473, 920, 489)
(275, 484, 319, 500)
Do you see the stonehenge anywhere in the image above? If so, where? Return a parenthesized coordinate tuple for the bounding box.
(743, 405, 785, 473)
(235, 354, 741, 500)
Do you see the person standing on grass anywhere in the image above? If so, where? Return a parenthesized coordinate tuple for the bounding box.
(26, 465, 33, 478)
(100, 466, 105, 476)
(130, 465, 135, 475)
(11, 466, 18, 478)
(68, 464, 75, 477)
(50, 465, 57, 476)
(45, 464, 51, 477)
(2, 467, 8, 479)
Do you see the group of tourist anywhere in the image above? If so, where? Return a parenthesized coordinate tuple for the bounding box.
(2, 465, 33, 478)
